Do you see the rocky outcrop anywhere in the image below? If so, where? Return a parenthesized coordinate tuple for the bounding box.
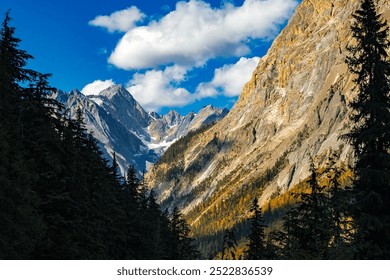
(146, 0, 390, 232)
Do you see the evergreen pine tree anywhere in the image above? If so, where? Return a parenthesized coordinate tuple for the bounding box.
(0, 11, 37, 98)
(0, 11, 44, 259)
(144, 191, 169, 259)
(170, 207, 199, 259)
(221, 229, 238, 260)
(125, 165, 140, 201)
(244, 197, 267, 260)
(110, 152, 123, 182)
(268, 193, 295, 259)
(283, 162, 331, 259)
(345, 0, 390, 259)
(325, 162, 355, 259)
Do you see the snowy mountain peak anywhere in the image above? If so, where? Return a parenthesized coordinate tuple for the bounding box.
(98, 84, 132, 100)
(163, 110, 182, 126)
(52, 88, 228, 175)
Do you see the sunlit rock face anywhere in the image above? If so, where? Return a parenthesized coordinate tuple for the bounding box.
(146, 0, 390, 226)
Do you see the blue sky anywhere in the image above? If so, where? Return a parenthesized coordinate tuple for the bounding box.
(1, 0, 298, 115)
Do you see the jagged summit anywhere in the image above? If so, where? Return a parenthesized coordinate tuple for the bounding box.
(96, 84, 130, 100)
(148, 106, 228, 143)
(52, 84, 228, 174)
(70, 88, 83, 95)
(163, 110, 182, 126)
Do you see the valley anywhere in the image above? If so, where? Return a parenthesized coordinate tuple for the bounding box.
(1, 0, 389, 260)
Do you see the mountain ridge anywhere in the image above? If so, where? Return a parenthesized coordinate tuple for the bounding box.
(52, 85, 228, 174)
(145, 0, 390, 251)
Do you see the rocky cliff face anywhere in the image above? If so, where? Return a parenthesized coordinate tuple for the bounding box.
(146, 0, 390, 234)
(52, 85, 228, 175)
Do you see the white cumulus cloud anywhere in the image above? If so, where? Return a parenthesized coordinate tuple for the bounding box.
(108, 0, 298, 69)
(125, 56, 259, 111)
(196, 56, 260, 98)
(81, 79, 115, 96)
(126, 65, 194, 112)
(89, 6, 145, 33)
